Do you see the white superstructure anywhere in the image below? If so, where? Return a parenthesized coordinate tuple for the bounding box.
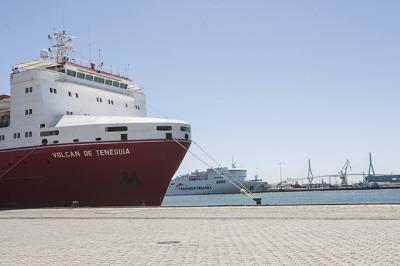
(0, 31, 190, 150)
(166, 166, 268, 196)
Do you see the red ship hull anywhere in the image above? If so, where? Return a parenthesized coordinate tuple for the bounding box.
(0, 139, 190, 209)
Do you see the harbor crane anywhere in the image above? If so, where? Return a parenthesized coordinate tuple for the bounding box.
(284, 152, 394, 187)
(338, 160, 351, 186)
(287, 159, 355, 186)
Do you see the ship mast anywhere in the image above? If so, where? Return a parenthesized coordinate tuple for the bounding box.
(48, 31, 74, 63)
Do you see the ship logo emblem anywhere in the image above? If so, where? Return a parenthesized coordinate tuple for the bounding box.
(122, 171, 140, 187)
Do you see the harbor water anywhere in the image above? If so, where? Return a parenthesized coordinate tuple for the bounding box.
(162, 188, 400, 206)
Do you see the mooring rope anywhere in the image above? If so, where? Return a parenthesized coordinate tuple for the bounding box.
(172, 138, 257, 202)
(191, 140, 252, 195)
(146, 104, 261, 204)
(0, 148, 37, 179)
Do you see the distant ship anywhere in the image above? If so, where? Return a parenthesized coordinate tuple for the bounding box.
(0, 31, 191, 208)
(166, 165, 268, 196)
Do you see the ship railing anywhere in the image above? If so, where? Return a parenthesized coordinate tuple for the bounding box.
(12, 60, 53, 74)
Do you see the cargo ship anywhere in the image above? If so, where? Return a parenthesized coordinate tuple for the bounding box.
(0, 31, 191, 208)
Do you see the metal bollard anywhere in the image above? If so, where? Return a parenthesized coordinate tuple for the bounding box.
(253, 197, 262, 205)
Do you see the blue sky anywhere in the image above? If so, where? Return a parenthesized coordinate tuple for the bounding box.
(1, 0, 400, 183)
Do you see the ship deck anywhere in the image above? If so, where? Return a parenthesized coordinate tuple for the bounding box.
(1, 204, 400, 265)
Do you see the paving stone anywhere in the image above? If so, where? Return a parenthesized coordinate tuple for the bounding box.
(0, 205, 399, 265)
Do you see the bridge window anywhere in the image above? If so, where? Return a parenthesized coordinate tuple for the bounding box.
(105, 79, 112, 86)
(67, 69, 77, 77)
(120, 83, 128, 89)
(94, 76, 105, 84)
(77, 72, 85, 79)
(112, 81, 120, 87)
(85, 74, 94, 81)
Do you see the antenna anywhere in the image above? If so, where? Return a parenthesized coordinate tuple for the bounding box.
(48, 31, 74, 63)
(98, 49, 104, 70)
(368, 152, 376, 176)
(89, 43, 92, 63)
(231, 155, 237, 169)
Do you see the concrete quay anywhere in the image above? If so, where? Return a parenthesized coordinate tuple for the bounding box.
(0, 204, 400, 265)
